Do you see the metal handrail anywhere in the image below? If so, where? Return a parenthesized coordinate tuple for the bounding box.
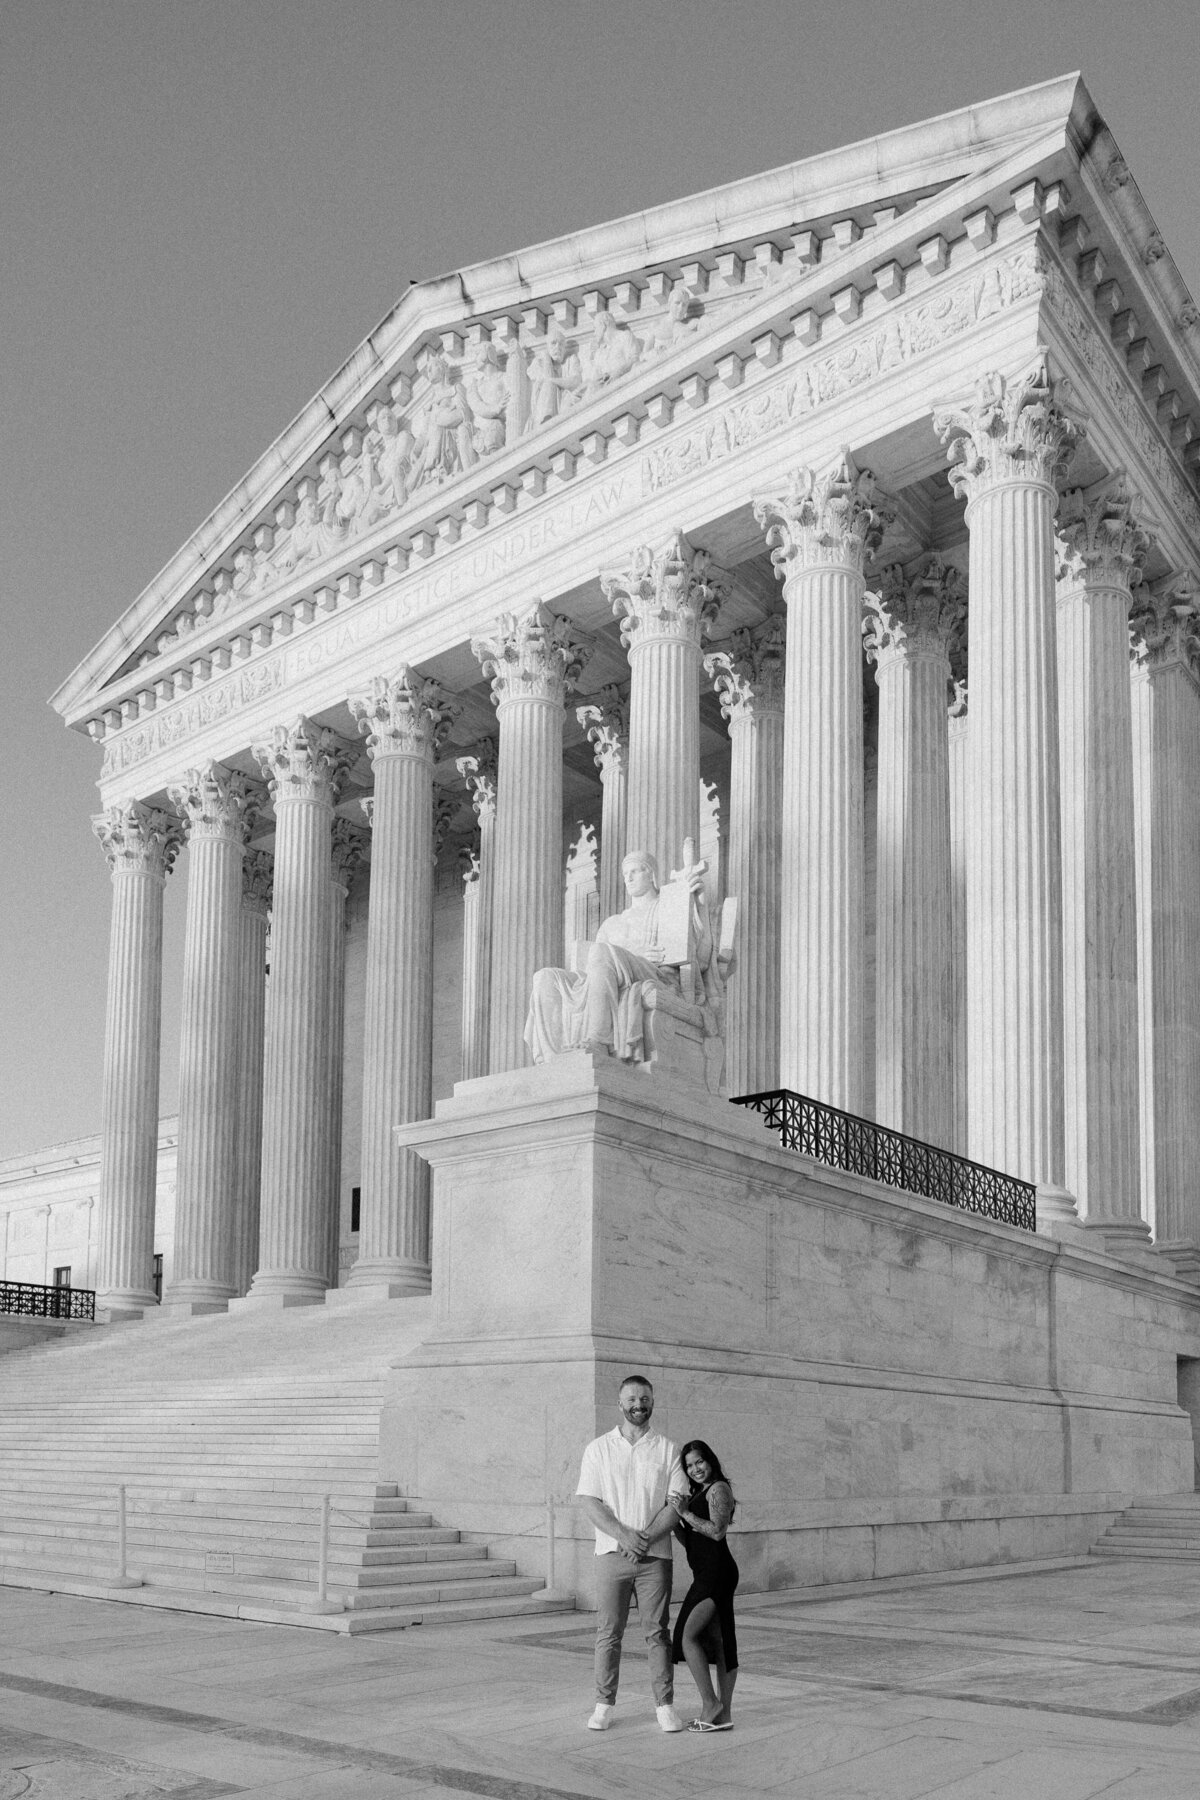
(732, 1088, 1037, 1233)
(0, 1280, 95, 1322)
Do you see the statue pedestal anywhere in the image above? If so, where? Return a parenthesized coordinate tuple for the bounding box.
(382, 1052, 1200, 1609)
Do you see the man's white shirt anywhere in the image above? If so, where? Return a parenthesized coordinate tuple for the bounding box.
(576, 1427, 686, 1558)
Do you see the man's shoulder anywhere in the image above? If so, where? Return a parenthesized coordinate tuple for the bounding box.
(582, 1427, 620, 1457)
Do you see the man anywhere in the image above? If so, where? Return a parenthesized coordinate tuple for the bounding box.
(576, 1374, 687, 1732)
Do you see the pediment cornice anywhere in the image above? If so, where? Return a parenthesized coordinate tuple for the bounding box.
(54, 72, 1200, 741)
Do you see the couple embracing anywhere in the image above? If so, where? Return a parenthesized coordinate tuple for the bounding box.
(576, 1374, 738, 1735)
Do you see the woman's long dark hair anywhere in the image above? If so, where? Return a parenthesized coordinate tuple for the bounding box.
(680, 1439, 733, 1498)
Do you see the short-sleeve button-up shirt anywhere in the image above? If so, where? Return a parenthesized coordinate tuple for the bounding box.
(576, 1427, 684, 1559)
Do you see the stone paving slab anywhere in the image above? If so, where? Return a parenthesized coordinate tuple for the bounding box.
(5, 1560, 1200, 1796)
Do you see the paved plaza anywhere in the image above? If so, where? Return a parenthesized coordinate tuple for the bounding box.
(4, 1557, 1200, 1797)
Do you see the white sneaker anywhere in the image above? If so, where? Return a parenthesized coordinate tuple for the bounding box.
(587, 1703, 614, 1730)
(656, 1704, 686, 1733)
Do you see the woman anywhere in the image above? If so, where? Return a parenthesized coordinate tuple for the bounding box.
(670, 1440, 738, 1731)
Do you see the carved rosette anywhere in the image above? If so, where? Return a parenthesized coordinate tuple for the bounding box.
(948, 678, 969, 720)
(576, 686, 629, 775)
(933, 350, 1083, 505)
(1056, 473, 1150, 595)
(251, 719, 356, 806)
(754, 450, 892, 585)
(601, 529, 729, 650)
(93, 801, 186, 880)
(863, 555, 966, 670)
(456, 741, 498, 823)
(241, 848, 274, 914)
(460, 845, 481, 891)
(330, 818, 369, 889)
(471, 602, 591, 707)
(1129, 574, 1200, 676)
(348, 668, 459, 764)
(167, 763, 263, 843)
(704, 615, 787, 721)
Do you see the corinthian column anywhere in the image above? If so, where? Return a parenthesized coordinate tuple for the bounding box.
(472, 604, 590, 1072)
(704, 617, 786, 1096)
(576, 687, 629, 923)
(935, 353, 1082, 1212)
(234, 850, 271, 1296)
(327, 819, 369, 1286)
(456, 742, 497, 1079)
(863, 556, 964, 1147)
(602, 532, 725, 883)
(91, 802, 185, 1314)
(164, 764, 261, 1310)
(1056, 475, 1150, 1251)
(754, 453, 892, 1111)
(348, 671, 457, 1293)
(247, 720, 354, 1302)
(1130, 576, 1200, 1274)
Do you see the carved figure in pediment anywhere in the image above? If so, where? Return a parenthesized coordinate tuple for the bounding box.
(467, 341, 510, 455)
(231, 545, 265, 602)
(644, 284, 700, 357)
(410, 353, 477, 488)
(528, 326, 582, 428)
(580, 311, 641, 397)
(366, 404, 414, 514)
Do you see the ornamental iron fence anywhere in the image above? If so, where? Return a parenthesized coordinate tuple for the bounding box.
(0, 1280, 95, 1322)
(731, 1089, 1037, 1233)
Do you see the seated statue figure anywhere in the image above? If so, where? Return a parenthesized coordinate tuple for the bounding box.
(525, 846, 718, 1071)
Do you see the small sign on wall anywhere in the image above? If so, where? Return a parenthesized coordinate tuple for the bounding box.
(204, 1551, 234, 1575)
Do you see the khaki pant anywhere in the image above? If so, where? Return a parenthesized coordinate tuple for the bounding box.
(593, 1552, 673, 1706)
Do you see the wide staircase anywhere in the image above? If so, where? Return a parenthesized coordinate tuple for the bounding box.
(1090, 1494, 1200, 1562)
(0, 1301, 573, 1632)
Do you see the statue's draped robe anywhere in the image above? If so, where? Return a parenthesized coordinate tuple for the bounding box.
(525, 897, 679, 1063)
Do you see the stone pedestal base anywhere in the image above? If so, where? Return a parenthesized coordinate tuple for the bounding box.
(382, 1054, 1200, 1608)
(1035, 1183, 1085, 1242)
(226, 1291, 327, 1313)
(325, 1282, 429, 1307)
(159, 1299, 230, 1318)
(1086, 1220, 1157, 1269)
(1157, 1242, 1200, 1286)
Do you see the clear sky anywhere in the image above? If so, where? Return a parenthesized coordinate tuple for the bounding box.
(2, 0, 1198, 1156)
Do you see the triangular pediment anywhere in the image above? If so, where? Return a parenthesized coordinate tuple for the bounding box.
(55, 70, 1197, 733)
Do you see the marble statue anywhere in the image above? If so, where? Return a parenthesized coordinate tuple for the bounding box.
(467, 343, 510, 456)
(580, 311, 641, 397)
(528, 326, 582, 428)
(410, 354, 477, 487)
(525, 846, 712, 1065)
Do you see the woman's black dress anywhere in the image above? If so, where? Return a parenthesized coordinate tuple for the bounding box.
(671, 1484, 739, 1672)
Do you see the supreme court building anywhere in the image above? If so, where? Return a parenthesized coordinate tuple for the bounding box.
(10, 73, 1200, 1604)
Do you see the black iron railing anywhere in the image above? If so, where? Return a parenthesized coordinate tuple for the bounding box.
(732, 1089, 1037, 1233)
(0, 1280, 95, 1322)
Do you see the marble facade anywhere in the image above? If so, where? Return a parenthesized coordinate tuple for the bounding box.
(35, 75, 1200, 1590)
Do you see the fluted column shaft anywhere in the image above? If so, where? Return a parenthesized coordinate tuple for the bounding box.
(706, 620, 785, 1095)
(865, 561, 962, 1146)
(947, 696, 969, 1157)
(473, 605, 589, 1073)
(577, 690, 629, 923)
(1056, 478, 1149, 1242)
(755, 457, 891, 1112)
(936, 357, 1081, 1199)
(233, 859, 270, 1296)
(350, 673, 455, 1290)
(92, 804, 183, 1312)
(165, 766, 257, 1308)
(249, 721, 351, 1299)
(603, 534, 724, 882)
(457, 747, 497, 1080)
(1130, 580, 1200, 1267)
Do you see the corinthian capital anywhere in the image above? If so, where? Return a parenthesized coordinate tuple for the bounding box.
(433, 790, 459, 859)
(241, 848, 274, 912)
(167, 762, 263, 843)
(455, 739, 498, 822)
(92, 801, 185, 879)
(1130, 573, 1200, 675)
(348, 668, 460, 763)
(576, 686, 629, 774)
(863, 554, 966, 668)
(471, 602, 591, 707)
(601, 529, 729, 651)
(330, 818, 369, 888)
(1056, 472, 1151, 594)
(933, 349, 1083, 502)
(704, 615, 787, 721)
(754, 450, 893, 583)
(251, 718, 356, 805)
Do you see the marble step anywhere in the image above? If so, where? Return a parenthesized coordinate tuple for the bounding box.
(0, 1512, 457, 1557)
(1091, 1542, 1200, 1559)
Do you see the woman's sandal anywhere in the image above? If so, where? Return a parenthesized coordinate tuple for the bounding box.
(689, 1719, 733, 1732)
